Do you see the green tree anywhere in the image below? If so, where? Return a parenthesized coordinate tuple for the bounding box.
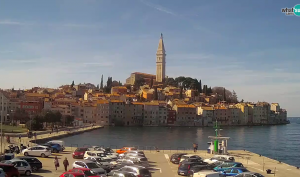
(71, 80, 75, 87)
(150, 77, 154, 88)
(118, 81, 122, 86)
(12, 108, 29, 124)
(134, 78, 146, 88)
(65, 115, 75, 126)
(100, 75, 104, 89)
(223, 88, 226, 101)
(153, 86, 158, 100)
(198, 80, 202, 93)
(26, 115, 44, 131)
(179, 87, 183, 99)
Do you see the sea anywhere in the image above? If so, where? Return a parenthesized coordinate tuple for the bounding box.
(59, 118, 300, 167)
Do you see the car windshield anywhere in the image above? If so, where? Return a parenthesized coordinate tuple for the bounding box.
(97, 153, 106, 157)
(75, 148, 86, 152)
(220, 163, 235, 168)
(77, 175, 85, 177)
(4, 161, 12, 164)
(241, 169, 249, 172)
(254, 173, 264, 177)
(96, 158, 110, 162)
(139, 169, 150, 175)
(86, 163, 100, 169)
(139, 158, 148, 162)
(84, 170, 96, 175)
(179, 164, 190, 169)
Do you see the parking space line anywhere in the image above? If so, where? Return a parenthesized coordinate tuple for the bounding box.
(164, 154, 169, 160)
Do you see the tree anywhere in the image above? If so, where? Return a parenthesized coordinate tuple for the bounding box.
(179, 87, 183, 99)
(212, 87, 234, 103)
(65, 115, 75, 126)
(153, 86, 158, 100)
(26, 115, 44, 131)
(240, 99, 244, 103)
(150, 77, 154, 88)
(104, 77, 113, 93)
(140, 92, 144, 101)
(118, 81, 122, 86)
(97, 84, 99, 89)
(165, 77, 177, 87)
(134, 78, 146, 88)
(100, 75, 104, 89)
(71, 81, 75, 87)
(12, 108, 29, 124)
(232, 90, 238, 103)
(203, 85, 207, 95)
(198, 80, 202, 93)
(223, 88, 226, 101)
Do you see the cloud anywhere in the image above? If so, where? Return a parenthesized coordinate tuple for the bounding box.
(0, 20, 24, 25)
(138, 0, 177, 16)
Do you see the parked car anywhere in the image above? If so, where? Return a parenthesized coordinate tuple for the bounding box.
(69, 168, 105, 177)
(123, 156, 149, 167)
(103, 148, 119, 156)
(59, 172, 86, 177)
(0, 168, 5, 177)
(72, 160, 107, 176)
(180, 158, 205, 165)
(214, 162, 244, 172)
(178, 162, 208, 176)
(116, 147, 137, 154)
(14, 156, 42, 171)
(180, 154, 202, 163)
(73, 147, 89, 159)
(119, 151, 145, 158)
(110, 165, 151, 177)
(220, 167, 249, 176)
(3, 159, 32, 176)
(84, 157, 112, 172)
(41, 143, 62, 153)
(187, 164, 216, 177)
(22, 145, 51, 158)
(0, 163, 20, 177)
(47, 140, 65, 151)
(111, 171, 137, 177)
(193, 170, 225, 177)
(170, 153, 187, 164)
(204, 155, 235, 164)
(94, 151, 118, 160)
(235, 172, 264, 177)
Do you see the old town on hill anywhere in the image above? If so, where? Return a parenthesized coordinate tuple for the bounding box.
(0, 34, 288, 129)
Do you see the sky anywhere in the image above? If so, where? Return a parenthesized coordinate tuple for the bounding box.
(0, 0, 299, 116)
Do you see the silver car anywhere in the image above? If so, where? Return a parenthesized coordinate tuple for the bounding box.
(72, 160, 107, 176)
(113, 165, 151, 177)
(4, 159, 32, 176)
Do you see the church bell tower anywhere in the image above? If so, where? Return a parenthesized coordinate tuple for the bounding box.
(156, 33, 166, 83)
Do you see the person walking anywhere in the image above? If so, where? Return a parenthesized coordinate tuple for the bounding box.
(54, 156, 59, 170)
(193, 143, 198, 153)
(63, 157, 69, 172)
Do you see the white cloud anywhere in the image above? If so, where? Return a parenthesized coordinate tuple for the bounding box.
(139, 0, 177, 16)
(0, 20, 24, 25)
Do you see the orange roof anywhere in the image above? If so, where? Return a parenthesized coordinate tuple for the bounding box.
(97, 100, 109, 104)
(132, 102, 144, 105)
(201, 106, 214, 111)
(215, 106, 227, 110)
(126, 94, 136, 98)
(177, 104, 196, 108)
(111, 93, 120, 96)
(25, 93, 49, 97)
(144, 102, 159, 106)
(112, 86, 127, 89)
(132, 72, 156, 77)
(110, 100, 124, 103)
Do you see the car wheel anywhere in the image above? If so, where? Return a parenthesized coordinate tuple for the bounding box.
(25, 170, 31, 176)
(24, 152, 29, 156)
(32, 166, 38, 171)
(54, 149, 58, 153)
(41, 153, 46, 158)
(11, 175, 18, 177)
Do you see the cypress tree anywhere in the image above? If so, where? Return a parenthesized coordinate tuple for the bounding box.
(100, 75, 104, 89)
(223, 87, 226, 101)
(199, 79, 202, 93)
(150, 77, 154, 88)
(154, 86, 158, 100)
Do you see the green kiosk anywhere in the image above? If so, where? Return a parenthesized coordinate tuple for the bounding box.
(208, 120, 230, 154)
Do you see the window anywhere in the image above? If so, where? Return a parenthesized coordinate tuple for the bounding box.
(232, 169, 239, 173)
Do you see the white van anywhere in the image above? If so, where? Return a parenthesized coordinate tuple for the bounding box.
(193, 171, 225, 177)
(47, 140, 65, 151)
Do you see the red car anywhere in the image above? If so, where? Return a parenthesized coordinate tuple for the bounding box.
(0, 163, 20, 177)
(72, 147, 89, 159)
(69, 168, 101, 177)
(59, 172, 85, 177)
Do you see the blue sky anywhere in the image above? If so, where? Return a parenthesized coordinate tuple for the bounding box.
(0, 0, 299, 116)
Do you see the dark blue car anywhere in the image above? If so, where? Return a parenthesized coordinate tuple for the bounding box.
(214, 162, 244, 172)
(220, 167, 249, 176)
(42, 143, 62, 153)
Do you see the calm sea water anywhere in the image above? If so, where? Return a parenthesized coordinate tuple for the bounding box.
(59, 118, 300, 167)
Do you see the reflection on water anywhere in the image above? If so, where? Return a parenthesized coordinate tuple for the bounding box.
(60, 119, 300, 167)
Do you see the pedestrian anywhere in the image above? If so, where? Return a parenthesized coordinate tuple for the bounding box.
(54, 156, 59, 170)
(193, 143, 197, 153)
(63, 157, 69, 171)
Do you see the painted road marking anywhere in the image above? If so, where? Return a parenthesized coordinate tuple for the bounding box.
(152, 167, 162, 173)
(164, 154, 169, 160)
(287, 169, 291, 170)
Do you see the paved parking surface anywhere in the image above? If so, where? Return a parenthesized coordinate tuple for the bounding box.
(13, 148, 300, 177)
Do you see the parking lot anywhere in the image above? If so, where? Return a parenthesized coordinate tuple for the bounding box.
(13, 148, 300, 177)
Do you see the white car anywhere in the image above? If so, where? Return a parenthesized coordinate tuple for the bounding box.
(84, 151, 111, 160)
(4, 159, 32, 176)
(204, 155, 235, 164)
(22, 146, 52, 158)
